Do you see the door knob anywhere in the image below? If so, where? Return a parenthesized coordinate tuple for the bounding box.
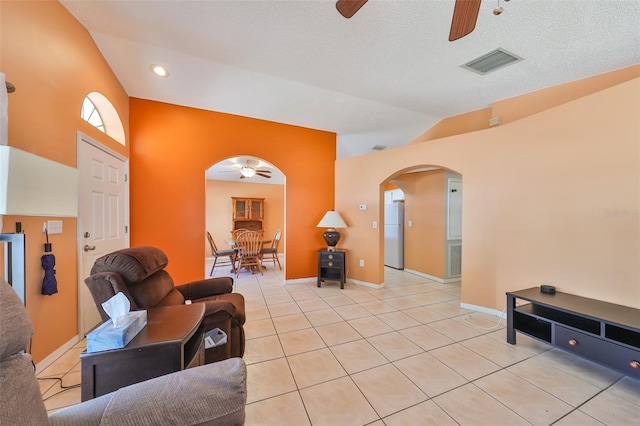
(83, 245, 96, 251)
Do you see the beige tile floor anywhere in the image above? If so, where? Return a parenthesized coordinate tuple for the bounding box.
(38, 261, 640, 425)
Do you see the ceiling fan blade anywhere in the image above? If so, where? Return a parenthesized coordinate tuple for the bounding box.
(256, 169, 272, 174)
(336, 0, 368, 19)
(256, 172, 272, 179)
(449, 0, 482, 41)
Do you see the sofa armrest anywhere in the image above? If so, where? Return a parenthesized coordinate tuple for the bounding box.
(176, 276, 233, 299)
(49, 358, 247, 426)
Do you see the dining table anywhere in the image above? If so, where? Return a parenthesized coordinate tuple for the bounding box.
(224, 238, 272, 248)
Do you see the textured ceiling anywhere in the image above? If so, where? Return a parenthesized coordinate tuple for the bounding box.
(61, 0, 640, 167)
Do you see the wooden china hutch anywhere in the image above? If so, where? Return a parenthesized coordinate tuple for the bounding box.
(232, 197, 264, 232)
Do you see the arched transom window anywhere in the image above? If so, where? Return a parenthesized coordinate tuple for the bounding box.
(80, 92, 126, 145)
(81, 97, 105, 133)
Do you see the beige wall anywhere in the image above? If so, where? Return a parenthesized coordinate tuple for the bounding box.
(205, 180, 285, 256)
(337, 77, 639, 311)
(394, 170, 447, 279)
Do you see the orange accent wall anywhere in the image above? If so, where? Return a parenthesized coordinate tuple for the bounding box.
(337, 77, 640, 312)
(205, 180, 284, 257)
(1, 1, 129, 363)
(129, 99, 335, 283)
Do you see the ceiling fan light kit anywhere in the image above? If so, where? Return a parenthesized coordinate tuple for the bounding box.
(236, 159, 273, 180)
(240, 166, 256, 178)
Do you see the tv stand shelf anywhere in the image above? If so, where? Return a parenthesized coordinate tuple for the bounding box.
(506, 287, 640, 379)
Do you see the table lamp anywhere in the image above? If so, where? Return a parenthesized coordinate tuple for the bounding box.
(317, 210, 347, 251)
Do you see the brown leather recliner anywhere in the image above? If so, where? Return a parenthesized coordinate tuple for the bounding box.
(84, 246, 245, 363)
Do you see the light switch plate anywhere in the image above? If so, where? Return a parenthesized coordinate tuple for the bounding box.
(46, 220, 63, 234)
(372, 221, 377, 228)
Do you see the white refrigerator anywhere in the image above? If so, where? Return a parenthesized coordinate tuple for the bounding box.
(384, 201, 404, 269)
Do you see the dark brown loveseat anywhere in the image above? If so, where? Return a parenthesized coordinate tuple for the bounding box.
(84, 246, 245, 363)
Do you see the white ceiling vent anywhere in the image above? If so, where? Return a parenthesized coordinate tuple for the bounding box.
(461, 48, 523, 75)
(372, 145, 387, 151)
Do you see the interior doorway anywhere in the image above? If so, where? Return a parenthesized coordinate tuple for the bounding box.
(382, 167, 462, 285)
(384, 188, 405, 270)
(204, 156, 285, 278)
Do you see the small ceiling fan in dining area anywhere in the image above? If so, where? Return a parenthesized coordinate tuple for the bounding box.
(220, 158, 272, 179)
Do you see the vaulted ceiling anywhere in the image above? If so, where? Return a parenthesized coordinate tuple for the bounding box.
(61, 0, 640, 161)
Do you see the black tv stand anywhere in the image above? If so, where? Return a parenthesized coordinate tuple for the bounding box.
(506, 287, 639, 379)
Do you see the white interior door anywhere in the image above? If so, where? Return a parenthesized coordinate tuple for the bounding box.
(77, 134, 129, 335)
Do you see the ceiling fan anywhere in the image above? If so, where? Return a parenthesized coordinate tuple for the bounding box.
(240, 164, 272, 179)
(335, 0, 484, 41)
(217, 158, 273, 179)
(236, 159, 272, 179)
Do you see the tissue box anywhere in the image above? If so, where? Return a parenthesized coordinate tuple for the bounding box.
(86, 311, 147, 353)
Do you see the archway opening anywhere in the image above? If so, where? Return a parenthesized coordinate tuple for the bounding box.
(381, 165, 463, 287)
(204, 155, 285, 280)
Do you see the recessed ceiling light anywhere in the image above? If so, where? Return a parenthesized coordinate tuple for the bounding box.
(150, 64, 169, 78)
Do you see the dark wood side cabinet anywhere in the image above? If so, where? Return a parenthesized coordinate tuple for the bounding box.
(507, 287, 640, 379)
(81, 303, 205, 401)
(317, 249, 346, 289)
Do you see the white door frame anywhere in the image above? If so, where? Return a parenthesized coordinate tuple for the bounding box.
(76, 131, 130, 336)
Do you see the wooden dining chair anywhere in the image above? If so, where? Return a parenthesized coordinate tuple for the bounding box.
(207, 231, 237, 276)
(260, 229, 282, 270)
(232, 229, 249, 240)
(234, 230, 263, 277)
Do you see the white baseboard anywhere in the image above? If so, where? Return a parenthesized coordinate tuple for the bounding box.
(35, 334, 81, 374)
(284, 277, 315, 285)
(404, 269, 443, 282)
(460, 302, 507, 319)
(284, 276, 383, 289)
(347, 278, 385, 289)
(403, 269, 461, 284)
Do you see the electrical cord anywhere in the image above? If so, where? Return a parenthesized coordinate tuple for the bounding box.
(29, 337, 82, 401)
(37, 375, 80, 389)
(41, 383, 82, 402)
(462, 301, 528, 330)
(462, 307, 506, 330)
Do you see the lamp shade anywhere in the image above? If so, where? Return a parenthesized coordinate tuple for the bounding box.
(316, 211, 347, 229)
(0, 146, 79, 217)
